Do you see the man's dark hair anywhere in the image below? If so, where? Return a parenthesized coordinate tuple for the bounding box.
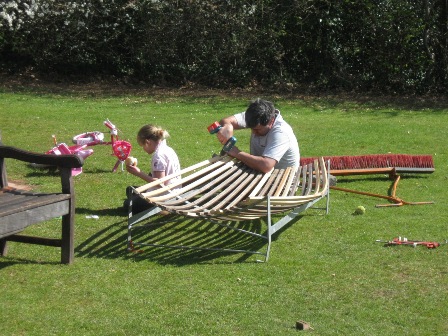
(245, 98, 275, 128)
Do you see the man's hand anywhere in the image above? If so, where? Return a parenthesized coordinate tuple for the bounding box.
(217, 115, 239, 145)
(226, 145, 240, 158)
(216, 124, 234, 145)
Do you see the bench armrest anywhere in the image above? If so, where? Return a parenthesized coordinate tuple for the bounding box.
(0, 145, 84, 168)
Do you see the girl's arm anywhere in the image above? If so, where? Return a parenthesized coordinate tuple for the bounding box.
(151, 170, 166, 183)
(126, 165, 156, 183)
(126, 165, 167, 184)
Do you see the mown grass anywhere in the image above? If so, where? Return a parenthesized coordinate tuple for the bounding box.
(0, 88, 447, 335)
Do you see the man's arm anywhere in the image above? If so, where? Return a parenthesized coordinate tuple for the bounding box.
(216, 115, 242, 145)
(227, 146, 276, 173)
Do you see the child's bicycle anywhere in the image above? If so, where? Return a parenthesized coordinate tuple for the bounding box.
(34, 119, 132, 175)
(72, 119, 132, 172)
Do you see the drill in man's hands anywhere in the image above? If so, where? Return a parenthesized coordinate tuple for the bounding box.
(208, 121, 237, 155)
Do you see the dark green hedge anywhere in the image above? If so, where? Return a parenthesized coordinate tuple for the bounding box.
(1, 0, 447, 93)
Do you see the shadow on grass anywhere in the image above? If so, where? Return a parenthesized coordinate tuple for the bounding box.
(75, 209, 304, 265)
(0, 258, 60, 269)
(76, 206, 126, 217)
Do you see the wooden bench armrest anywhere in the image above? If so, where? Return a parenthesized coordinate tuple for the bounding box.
(0, 145, 84, 168)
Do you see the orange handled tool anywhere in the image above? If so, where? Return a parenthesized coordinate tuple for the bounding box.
(207, 121, 222, 134)
(207, 121, 237, 155)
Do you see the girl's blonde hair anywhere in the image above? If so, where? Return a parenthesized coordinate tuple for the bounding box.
(137, 124, 169, 145)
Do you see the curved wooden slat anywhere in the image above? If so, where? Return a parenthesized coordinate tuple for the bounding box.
(164, 164, 247, 213)
(144, 158, 235, 202)
(132, 156, 329, 221)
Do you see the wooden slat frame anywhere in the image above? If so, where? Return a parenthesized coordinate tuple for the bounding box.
(127, 156, 330, 261)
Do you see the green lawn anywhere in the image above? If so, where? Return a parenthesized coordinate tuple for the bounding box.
(0, 89, 447, 335)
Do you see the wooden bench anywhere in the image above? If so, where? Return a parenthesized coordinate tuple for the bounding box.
(0, 142, 83, 264)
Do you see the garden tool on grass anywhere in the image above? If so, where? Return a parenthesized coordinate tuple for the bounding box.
(376, 237, 447, 249)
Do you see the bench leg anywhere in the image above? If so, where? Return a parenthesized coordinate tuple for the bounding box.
(0, 238, 8, 256)
(59, 168, 75, 264)
(60, 212, 74, 264)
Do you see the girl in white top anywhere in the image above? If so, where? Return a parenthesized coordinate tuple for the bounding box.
(124, 124, 181, 214)
(126, 124, 181, 187)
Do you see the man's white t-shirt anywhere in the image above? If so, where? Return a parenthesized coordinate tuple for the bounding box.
(234, 110, 300, 169)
